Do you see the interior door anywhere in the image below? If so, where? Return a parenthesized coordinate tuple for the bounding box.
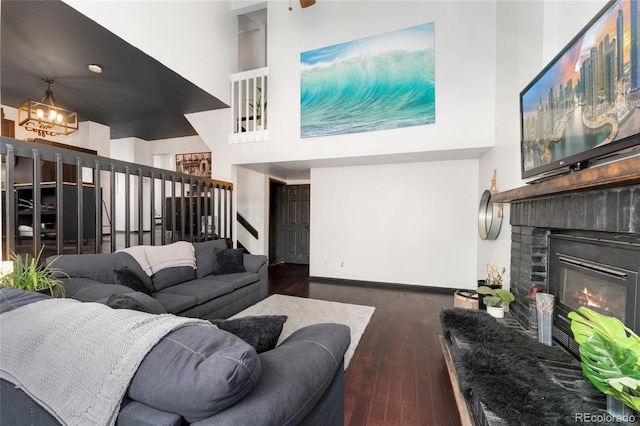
(282, 184, 310, 264)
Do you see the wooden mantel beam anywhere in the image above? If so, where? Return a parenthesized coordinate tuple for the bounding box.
(493, 155, 640, 203)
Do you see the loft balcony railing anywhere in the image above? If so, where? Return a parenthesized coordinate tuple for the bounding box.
(230, 67, 269, 144)
(0, 137, 233, 260)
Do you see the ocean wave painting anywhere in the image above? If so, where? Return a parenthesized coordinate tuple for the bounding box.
(300, 22, 435, 138)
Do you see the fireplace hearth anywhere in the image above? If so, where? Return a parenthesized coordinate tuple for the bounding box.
(548, 232, 640, 357)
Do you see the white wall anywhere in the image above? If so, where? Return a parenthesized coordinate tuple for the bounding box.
(273, 1, 493, 286)
(236, 167, 269, 254)
(311, 160, 478, 288)
(110, 137, 154, 232)
(211, 1, 497, 169)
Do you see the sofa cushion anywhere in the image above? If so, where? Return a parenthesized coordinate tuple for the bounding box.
(207, 272, 260, 290)
(210, 315, 288, 354)
(0, 287, 50, 314)
(151, 266, 196, 292)
(194, 239, 228, 278)
(151, 292, 197, 314)
(104, 292, 168, 314)
(215, 249, 246, 275)
(59, 278, 137, 302)
(113, 267, 154, 295)
(127, 324, 262, 423)
(157, 278, 234, 305)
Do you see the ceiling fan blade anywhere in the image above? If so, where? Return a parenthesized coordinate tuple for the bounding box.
(299, 0, 316, 8)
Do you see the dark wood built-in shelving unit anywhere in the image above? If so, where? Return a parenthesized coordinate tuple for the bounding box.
(14, 182, 96, 244)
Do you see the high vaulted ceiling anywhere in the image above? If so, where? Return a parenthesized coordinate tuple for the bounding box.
(1, 0, 228, 141)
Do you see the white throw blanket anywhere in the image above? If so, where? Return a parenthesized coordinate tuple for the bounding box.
(117, 241, 196, 276)
(0, 298, 211, 426)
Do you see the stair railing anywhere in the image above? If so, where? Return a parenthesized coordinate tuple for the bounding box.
(0, 137, 233, 260)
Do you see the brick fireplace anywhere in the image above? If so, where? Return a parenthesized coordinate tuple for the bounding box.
(493, 155, 640, 355)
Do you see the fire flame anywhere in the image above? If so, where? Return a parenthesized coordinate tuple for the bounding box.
(573, 287, 612, 313)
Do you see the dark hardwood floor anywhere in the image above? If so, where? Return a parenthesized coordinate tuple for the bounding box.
(268, 263, 462, 426)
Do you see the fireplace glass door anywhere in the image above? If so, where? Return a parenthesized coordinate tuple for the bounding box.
(557, 255, 628, 324)
(548, 233, 640, 357)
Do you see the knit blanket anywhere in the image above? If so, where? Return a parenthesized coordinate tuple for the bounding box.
(117, 241, 196, 276)
(0, 298, 210, 426)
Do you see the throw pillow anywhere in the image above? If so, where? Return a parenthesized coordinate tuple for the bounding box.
(105, 292, 168, 315)
(128, 325, 262, 422)
(194, 239, 228, 278)
(106, 294, 148, 312)
(210, 315, 288, 354)
(214, 248, 246, 275)
(113, 267, 154, 295)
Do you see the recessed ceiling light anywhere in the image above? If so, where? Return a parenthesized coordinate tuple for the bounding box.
(88, 64, 103, 74)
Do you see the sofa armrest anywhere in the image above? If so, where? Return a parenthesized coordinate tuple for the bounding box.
(193, 323, 350, 426)
(242, 254, 267, 273)
(243, 254, 268, 300)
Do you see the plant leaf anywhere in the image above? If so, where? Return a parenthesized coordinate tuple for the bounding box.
(569, 307, 640, 354)
(494, 289, 515, 303)
(482, 296, 500, 307)
(577, 332, 640, 411)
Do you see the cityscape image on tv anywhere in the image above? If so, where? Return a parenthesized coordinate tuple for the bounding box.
(521, 0, 640, 173)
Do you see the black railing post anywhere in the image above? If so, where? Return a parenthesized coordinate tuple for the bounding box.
(109, 164, 117, 253)
(76, 157, 84, 254)
(124, 166, 131, 248)
(150, 172, 156, 246)
(4, 145, 15, 259)
(55, 154, 64, 255)
(31, 149, 42, 258)
(94, 161, 102, 253)
(161, 174, 168, 245)
(179, 178, 185, 241)
(137, 169, 144, 246)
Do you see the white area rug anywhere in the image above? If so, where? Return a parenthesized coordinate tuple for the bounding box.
(231, 294, 375, 369)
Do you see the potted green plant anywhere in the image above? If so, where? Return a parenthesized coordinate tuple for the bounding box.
(569, 307, 640, 414)
(249, 86, 266, 128)
(476, 285, 515, 318)
(479, 263, 507, 310)
(0, 247, 67, 298)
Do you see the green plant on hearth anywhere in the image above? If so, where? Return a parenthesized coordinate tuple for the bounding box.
(485, 262, 506, 287)
(476, 285, 514, 308)
(0, 247, 67, 297)
(569, 307, 640, 412)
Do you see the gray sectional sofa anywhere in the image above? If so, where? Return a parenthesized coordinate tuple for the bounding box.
(0, 287, 350, 426)
(46, 239, 268, 320)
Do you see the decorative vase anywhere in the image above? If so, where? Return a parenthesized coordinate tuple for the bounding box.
(536, 292, 555, 346)
(486, 306, 505, 318)
(606, 395, 634, 419)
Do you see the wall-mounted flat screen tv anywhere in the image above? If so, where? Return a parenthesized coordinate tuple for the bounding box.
(520, 0, 640, 180)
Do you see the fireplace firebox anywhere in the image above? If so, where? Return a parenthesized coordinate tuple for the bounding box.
(549, 232, 640, 358)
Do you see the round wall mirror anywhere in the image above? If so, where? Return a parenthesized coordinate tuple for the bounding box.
(478, 189, 502, 240)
